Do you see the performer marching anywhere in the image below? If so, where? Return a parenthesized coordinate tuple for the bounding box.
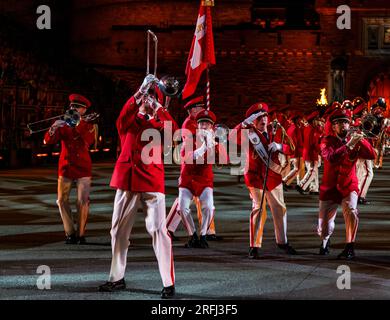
(44, 94, 96, 245)
(166, 97, 222, 242)
(231, 102, 297, 259)
(98, 74, 178, 299)
(318, 108, 376, 259)
(167, 108, 227, 249)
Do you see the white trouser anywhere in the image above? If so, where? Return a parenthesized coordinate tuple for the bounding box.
(248, 184, 288, 248)
(166, 197, 216, 235)
(317, 191, 359, 243)
(356, 159, 374, 199)
(282, 157, 300, 185)
(172, 187, 214, 236)
(109, 189, 175, 287)
(299, 160, 319, 192)
(57, 176, 91, 237)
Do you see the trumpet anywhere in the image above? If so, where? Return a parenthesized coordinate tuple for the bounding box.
(27, 109, 100, 134)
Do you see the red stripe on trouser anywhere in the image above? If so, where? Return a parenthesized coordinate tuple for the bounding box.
(207, 208, 215, 232)
(358, 162, 368, 197)
(301, 166, 314, 190)
(166, 199, 179, 229)
(168, 230, 175, 285)
(250, 210, 255, 247)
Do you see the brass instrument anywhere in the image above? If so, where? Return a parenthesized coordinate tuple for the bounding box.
(145, 30, 180, 109)
(348, 113, 382, 138)
(27, 109, 100, 134)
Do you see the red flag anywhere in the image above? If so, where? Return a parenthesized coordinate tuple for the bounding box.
(182, 4, 216, 100)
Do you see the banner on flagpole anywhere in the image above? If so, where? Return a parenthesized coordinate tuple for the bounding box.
(182, 3, 215, 100)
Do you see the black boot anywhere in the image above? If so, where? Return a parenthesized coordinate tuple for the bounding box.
(295, 185, 305, 195)
(65, 233, 78, 244)
(337, 242, 355, 260)
(277, 243, 298, 255)
(319, 239, 330, 255)
(358, 197, 370, 205)
(161, 285, 175, 299)
(199, 235, 209, 248)
(185, 232, 200, 248)
(168, 230, 180, 242)
(206, 234, 223, 241)
(248, 247, 259, 259)
(98, 278, 126, 292)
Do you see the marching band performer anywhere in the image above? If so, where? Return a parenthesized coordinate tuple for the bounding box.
(44, 94, 96, 245)
(98, 74, 178, 299)
(296, 111, 323, 195)
(318, 108, 376, 259)
(166, 97, 221, 242)
(353, 98, 374, 205)
(231, 102, 297, 259)
(282, 112, 303, 189)
(168, 109, 227, 249)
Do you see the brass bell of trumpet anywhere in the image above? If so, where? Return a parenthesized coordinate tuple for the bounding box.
(158, 75, 180, 97)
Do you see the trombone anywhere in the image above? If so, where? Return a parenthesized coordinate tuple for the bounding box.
(144, 30, 180, 109)
(27, 108, 100, 134)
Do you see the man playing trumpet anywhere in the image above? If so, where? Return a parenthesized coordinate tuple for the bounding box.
(44, 94, 96, 245)
(169, 109, 227, 249)
(318, 109, 376, 259)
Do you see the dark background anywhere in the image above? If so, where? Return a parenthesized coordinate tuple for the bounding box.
(0, 0, 389, 168)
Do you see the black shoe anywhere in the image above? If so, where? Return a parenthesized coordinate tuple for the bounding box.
(78, 236, 87, 245)
(319, 239, 330, 255)
(98, 278, 126, 292)
(248, 247, 259, 259)
(65, 233, 78, 244)
(185, 232, 200, 248)
(206, 234, 223, 241)
(358, 197, 370, 205)
(295, 185, 305, 195)
(161, 285, 175, 299)
(277, 243, 298, 255)
(309, 191, 319, 195)
(337, 243, 355, 260)
(168, 230, 180, 242)
(199, 235, 209, 248)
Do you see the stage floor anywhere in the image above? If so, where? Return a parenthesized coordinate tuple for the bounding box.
(0, 161, 389, 300)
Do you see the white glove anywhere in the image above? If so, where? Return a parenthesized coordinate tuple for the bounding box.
(346, 133, 363, 150)
(242, 112, 261, 128)
(139, 74, 157, 95)
(268, 142, 282, 153)
(49, 120, 66, 136)
(152, 100, 163, 113)
(204, 130, 215, 148)
(193, 142, 207, 160)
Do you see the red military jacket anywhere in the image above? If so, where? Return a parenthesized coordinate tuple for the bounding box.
(320, 134, 376, 203)
(232, 123, 293, 191)
(287, 123, 303, 158)
(302, 124, 322, 162)
(110, 96, 178, 193)
(179, 115, 228, 196)
(44, 120, 95, 179)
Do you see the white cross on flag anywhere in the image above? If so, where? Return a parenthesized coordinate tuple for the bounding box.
(182, 3, 216, 100)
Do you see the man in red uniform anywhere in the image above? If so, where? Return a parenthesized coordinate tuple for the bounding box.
(318, 108, 376, 259)
(166, 97, 222, 242)
(169, 109, 227, 249)
(44, 94, 96, 244)
(98, 75, 178, 299)
(231, 102, 297, 259)
(282, 112, 303, 189)
(353, 97, 374, 205)
(296, 111, 323, 195)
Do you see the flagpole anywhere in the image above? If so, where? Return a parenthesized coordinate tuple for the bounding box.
(203, 0, 214, 110)
(206, 67, 210, 110)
